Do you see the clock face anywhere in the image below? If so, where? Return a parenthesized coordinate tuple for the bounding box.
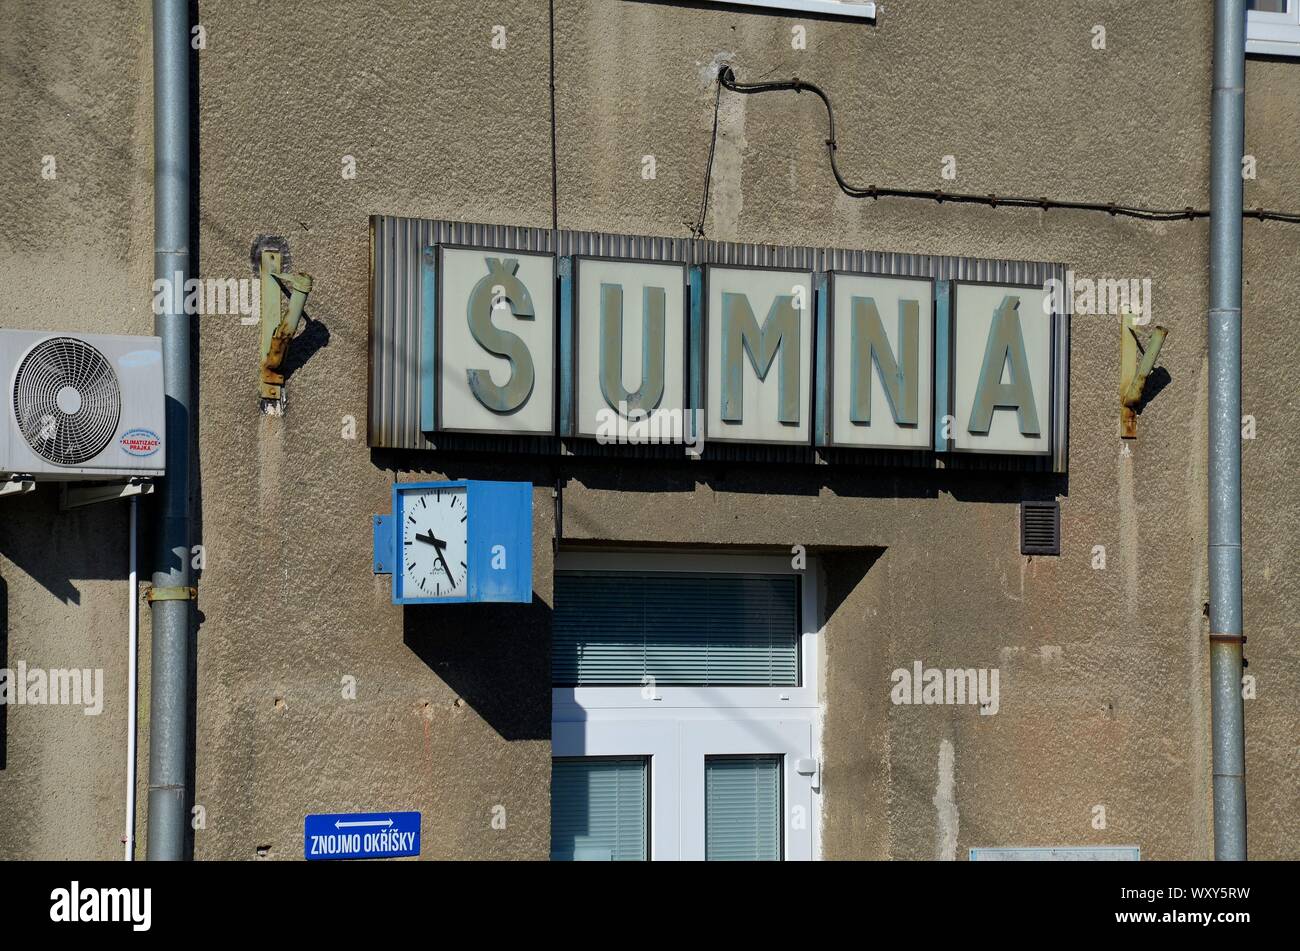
(399, 485, 469, 599)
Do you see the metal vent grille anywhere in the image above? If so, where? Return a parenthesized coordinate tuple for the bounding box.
(1020, 501, 1061, 555)
(12, 336, 122, 466)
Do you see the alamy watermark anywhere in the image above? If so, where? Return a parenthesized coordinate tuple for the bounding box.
(0, 662, 103, 715)
(890, 660, 1000, 715)
(152, 271, 258, 322)
(593, 402, 705, 457)
(50, 882, 151, 931)
(1044, 270, 1153, 323)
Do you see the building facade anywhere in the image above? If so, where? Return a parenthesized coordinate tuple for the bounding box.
(1, 0, 1297, 860)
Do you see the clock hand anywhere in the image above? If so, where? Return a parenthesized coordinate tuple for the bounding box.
(432, 545, 453, 580)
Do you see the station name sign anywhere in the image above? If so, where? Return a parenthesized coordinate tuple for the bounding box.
(379, 220, 1067, 463)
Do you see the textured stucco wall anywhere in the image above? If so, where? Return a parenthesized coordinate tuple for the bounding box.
(0, 0, 1296, 860)
(0, 0, 156, 860)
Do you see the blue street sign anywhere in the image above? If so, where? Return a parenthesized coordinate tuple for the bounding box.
(304, 811, 421, 861)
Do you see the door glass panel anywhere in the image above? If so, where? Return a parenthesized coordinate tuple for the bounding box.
(551, 757, 648, 861)
(705, 755, 782, 861)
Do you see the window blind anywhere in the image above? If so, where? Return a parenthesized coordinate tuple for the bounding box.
(553, 572, 800, 686)
(705, 756, 782, 861)
(550, 758, 648, 861)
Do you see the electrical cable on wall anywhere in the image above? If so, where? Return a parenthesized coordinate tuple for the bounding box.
(693, 78, 725, 237)
(549, 0, 560, 237)
(694, 65, 1300, 236)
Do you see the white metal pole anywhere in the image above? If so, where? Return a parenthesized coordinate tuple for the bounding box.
(125, 494, 139, 860)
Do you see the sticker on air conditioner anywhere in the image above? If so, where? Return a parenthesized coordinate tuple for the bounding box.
(119, 428, 161, 456)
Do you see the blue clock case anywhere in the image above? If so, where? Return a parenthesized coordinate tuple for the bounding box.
(373, 480, 533, 605)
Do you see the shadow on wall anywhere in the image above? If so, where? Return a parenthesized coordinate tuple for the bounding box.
(278, 313, 330, 384)
(402, 594, 551, 742)
(821, 546, 886, 620)
(374, 448, 1067, 509)
(550, 457, 1067, 508)
(1133, 366, 1172, 416)
(0, 492, 134, 603)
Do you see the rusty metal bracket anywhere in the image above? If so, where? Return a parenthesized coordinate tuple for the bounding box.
(257, 246, 314, 403)
(1120, 311, 1168, 438)
(144, 585, 197, 603)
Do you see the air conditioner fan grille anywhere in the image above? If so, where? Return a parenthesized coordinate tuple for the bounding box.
(12, 336, 122, 466)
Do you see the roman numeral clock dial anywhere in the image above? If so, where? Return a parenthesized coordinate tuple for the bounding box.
(399, 485, 469, 600)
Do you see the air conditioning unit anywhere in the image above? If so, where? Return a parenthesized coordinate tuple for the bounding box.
(1, 330, 166, 480)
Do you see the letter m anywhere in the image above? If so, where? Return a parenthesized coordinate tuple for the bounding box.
(101, 888, 130, 921)
(720, 291, 801, 424)
(1098, 278, 1129, 316)
(51, 668, 81, 706)
(205, 278, 239, 315)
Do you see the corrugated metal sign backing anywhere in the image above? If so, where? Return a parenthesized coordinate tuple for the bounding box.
(369, 215, 1070, 473)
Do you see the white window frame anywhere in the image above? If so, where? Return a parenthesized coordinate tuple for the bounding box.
(551, 551, 823, 861)
(1248, 1, 1300, 56)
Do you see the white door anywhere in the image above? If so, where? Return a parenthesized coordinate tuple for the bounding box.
(551, 552, 822, 861)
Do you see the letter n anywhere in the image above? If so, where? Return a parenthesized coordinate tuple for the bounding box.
(849, 296, 919, 426)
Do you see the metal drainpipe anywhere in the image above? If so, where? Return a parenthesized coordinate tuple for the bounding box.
(147, 0, 193, 861)
(1209, 0, 1247, 861)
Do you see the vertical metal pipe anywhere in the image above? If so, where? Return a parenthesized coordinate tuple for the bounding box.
(1209, 0, 1247, 861)
(148, 0, 193, 861)
(125, 495, 139, 861)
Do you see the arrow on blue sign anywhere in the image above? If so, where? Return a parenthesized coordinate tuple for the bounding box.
(304, 811, 421, 861)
